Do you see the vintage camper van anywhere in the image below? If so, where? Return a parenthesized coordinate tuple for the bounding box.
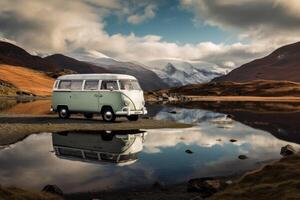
(51, 74, 147, 122)
(52, 130, 146, 165)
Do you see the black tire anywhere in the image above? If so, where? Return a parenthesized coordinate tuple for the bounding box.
(101, 131, 115, 141)
(83, 113, 93, 119)
(127, 115, 139, 121)
(58, 107, 70, 119)
(101, 107, 116, 122)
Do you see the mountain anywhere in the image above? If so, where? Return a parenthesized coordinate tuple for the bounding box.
(0, 42, 167, 91)
(214, 41, 300, 82)
(70, 53, 169, 91)
(0, 41, 55, 71)
(146, 59, 228, 87)
(43, 54, 109, 74)
(0, 41, 109, 74)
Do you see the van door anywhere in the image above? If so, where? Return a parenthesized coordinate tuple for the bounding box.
(99, 80, 123, 112)
(79, 80, 101, 112)
(69, 80, 84, 112)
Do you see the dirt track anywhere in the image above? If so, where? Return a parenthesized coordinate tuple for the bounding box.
(0, 114, 191, 146)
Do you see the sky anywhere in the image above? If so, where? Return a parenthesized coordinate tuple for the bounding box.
(1, 0, 300, 69)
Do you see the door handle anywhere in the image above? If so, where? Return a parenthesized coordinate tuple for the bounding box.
(94, 94, 103, 97)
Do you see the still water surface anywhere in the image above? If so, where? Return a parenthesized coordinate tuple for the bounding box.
(0, 101, 299, 193)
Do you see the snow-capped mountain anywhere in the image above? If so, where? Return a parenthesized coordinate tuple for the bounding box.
(71, 50, 232, 88)
(145, 59, 230, 87)
(70, 51, 168, 91)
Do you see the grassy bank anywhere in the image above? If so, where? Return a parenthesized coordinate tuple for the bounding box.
(210, 153, 300, 200)
(0, 185, 62, 200)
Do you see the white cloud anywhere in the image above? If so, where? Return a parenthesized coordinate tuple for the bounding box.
(127, 4, 156, 24)
(0, 0, 297, 70)
(180, 0, 300, 48)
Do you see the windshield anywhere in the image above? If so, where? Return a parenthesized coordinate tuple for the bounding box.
(119, 80, 141, 90)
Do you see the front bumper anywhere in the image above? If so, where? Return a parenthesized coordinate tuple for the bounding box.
(116, 107, 148, 116)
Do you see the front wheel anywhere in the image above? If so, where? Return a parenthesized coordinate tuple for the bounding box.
(127, 115, 139, 121)
(102, 107, 116, 122)
(58, 107, 70, 119)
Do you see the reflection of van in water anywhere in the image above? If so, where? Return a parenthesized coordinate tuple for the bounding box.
(51, 74, 147, 122)
(52, 130, 146, 165)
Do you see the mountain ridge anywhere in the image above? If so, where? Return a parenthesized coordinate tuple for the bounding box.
(213, 41, 300, 82)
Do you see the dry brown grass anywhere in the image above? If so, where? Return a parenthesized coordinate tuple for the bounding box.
(0, 185, 62, 200)
(210, 153, 300, 200)
(0, 64, 54, 96)
(4, 100, 52, 115)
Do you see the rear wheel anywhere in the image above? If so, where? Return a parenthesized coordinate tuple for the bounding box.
(83, 113, 93, 119)
(101, 107, 116, 122)
(127, 115, 139, 121)
(58, 107, 70, 119)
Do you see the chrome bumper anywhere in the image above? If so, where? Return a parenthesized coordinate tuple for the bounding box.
(116, 107, 148, 116)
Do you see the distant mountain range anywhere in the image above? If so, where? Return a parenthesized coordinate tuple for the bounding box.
(214, 41, 300, 82)
(0, 41, 166, 91)
(145, 59, 228, 87)
(2, 40, 300, 94)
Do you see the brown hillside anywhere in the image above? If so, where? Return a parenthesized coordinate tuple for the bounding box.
(214, 41, 300, 82)
(0, 64, 54, 96)
(151, 80, 300, 97)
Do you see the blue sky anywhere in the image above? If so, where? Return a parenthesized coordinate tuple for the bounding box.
(104, 0, 235, 44)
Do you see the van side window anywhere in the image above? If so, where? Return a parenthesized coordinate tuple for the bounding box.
(101, 80, 118, 90)
(84, 80, 99, 90)
(71, 80, 83, 90)
(58, 80, 71, 89)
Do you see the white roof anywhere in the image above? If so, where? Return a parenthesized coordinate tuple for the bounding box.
(57, 73, 137, 80)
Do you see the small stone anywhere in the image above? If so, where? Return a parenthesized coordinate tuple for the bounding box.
(42, 185, 63, 196)
(280, 144, 296, 156)
(225, 180, 233, 185)
(187, 178, 221, 198)
(152, 181, 166, 191)
(238, 155, 248, 160)
(216, 138, 222, 142)
(230, 139, 237, 142)
(185, 149, 193, 154)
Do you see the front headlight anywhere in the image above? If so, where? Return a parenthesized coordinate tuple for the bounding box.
(124, 99, 130, 106)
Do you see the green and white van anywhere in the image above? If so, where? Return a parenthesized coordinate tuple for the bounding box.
(51, 74, 147, 122)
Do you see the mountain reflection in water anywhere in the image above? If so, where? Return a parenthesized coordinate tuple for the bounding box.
(52, 130, 146, 166)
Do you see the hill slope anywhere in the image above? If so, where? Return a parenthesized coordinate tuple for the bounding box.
(214, 41, 300, 82)
(151, 80, 300, 97)
(43, 54, 110, 74)
(0, 42, 56, 71)
(0, 64, 54, 96)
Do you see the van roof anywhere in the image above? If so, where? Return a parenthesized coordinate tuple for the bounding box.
(57, 74, 137, 80)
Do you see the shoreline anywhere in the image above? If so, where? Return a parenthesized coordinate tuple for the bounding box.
(0, 114, 191, 146)
(4, 95, 300, 102)
(186, 96, 300, 102)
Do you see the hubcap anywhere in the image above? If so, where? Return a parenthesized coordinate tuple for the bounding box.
(60, 109, 67, 117)
(104, 111, 112, 120)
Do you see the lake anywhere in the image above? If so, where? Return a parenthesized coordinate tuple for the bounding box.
(0, 99, 299, 194)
